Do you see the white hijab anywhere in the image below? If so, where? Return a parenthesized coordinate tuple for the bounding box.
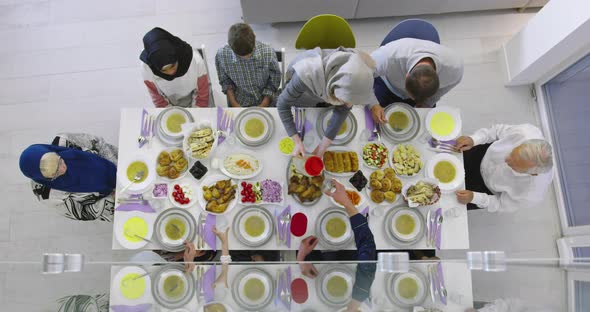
(291, 47, 377, 105)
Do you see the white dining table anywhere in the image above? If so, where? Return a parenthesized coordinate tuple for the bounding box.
(112, 107, 470, 251)
(108, 261, 474, 311)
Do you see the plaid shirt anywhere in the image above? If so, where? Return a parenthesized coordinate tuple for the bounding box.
(215, 41, 281, 107)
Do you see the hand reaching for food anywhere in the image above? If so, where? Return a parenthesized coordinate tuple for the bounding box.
(455, 136, 474, 152)
(324, 179, 355, 210)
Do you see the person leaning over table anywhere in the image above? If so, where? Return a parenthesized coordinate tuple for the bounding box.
(18, 133, 118, 222)
(215, 23, 281, 107)
(277, 47, 378, 157)
(140, 27, 210, 108)
(454, 124, 554, 213)
(369, 38, 463, 123)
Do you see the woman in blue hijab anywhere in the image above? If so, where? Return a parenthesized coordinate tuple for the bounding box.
(20, 144, 117, 195)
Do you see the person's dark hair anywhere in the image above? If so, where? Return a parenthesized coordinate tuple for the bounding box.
(228, 23, 256, 56)
(405, 64, 439, 104)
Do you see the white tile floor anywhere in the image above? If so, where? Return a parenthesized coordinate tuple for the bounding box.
(0, 0, 560, 271)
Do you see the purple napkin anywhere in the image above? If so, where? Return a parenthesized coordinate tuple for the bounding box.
(110, 304, 152, 312)
(277, 206, 291, 248)
(204, 265, 216, 303)
(435, 208, 442, 250)
(364, 106, 376, 141)
(115, 203, 155, 213)
(437, 262, 447, 305)
(360, 206, 369, 217)
(203, 214, 217, 251)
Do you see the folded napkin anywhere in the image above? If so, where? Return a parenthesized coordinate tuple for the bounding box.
(110, 304, 152, 312)
(435, 208, 442, 250)
(360, 206, 369, 217)
(277, 205, 291, 248)
(364, 106, 376, 141)
(115, 203, 155, 213)
(204, 214, 217, 251)
(437, 262, 447, 305)
(204, 265, 216, 303)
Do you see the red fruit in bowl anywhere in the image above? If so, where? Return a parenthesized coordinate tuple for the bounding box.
(174, 185, 180, 190)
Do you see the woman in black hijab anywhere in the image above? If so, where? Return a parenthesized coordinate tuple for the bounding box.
(140, 27, 210, 107)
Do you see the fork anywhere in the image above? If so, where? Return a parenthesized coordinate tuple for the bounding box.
(278, 214, 286, 245)
(282, 270, 292, 305)
(281, 213, 291, 245)
(429, 138, 459, 153)
(373, 123, 381, 142)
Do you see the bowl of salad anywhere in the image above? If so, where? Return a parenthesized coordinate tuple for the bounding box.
(361, 143, 389, 169)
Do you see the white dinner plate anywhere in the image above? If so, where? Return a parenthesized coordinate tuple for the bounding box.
(182, 121, 218, 161)
(232, 268, 274, 311)
(426, 153, 465, 192)
(155, 148, 189, 182)
(118, 154, 156, 193)
(160, 107, 193, 138)
(111, 266, 152, 304)
(425, 106, 462, 141)
(114, 212, 154, 250)
(330, 188, 367, 209)
(197, 174, 238, 216)
(316, 265, 355, 307)
(386, 270, 428, 308)
(389, 144, 425, 178)
(220, 153, 263, 180)
(322, 147, 361, 177)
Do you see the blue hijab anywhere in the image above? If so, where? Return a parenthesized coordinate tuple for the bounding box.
(19, 144, 117, 195)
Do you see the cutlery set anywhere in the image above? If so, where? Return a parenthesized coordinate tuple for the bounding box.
(138, 109, 156, 148)
(277, 212, 292, 246)
(426, 208, 443, 249)
(275, 268, 292, 309)
(428, 263, 447, 305)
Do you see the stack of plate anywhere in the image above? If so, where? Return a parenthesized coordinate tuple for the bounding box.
(231, 268, 274, 311)
(316, 265, 355, 307)
(152, 264, 195, 309)
(384, 207, 425, 248)
(234, 108, 275, 147)
(380, 103, 421, 143)
(155, 107, 195, 146)
(315, 208, 353, 249)
(153, 208, 197, 252)
(316, 108, 357, 145)
(232, 205, 274, 247)
(385, 269, 428, 308)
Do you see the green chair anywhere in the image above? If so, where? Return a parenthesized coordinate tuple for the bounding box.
(295, 14, 356, 50)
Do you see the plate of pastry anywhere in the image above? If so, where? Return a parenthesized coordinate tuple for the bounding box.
(322, 148, 360, 177)
(155, 148, 189, 181)
(366, 168, 403, 206)
(182, 121, 217, 161)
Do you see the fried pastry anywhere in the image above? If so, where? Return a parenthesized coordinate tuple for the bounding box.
(170, 149, 183, 161)
(158, 151, 171, 166)
(342, 152, 351, 172)
(350, 152, 359, 171)
(370, 190, 385, 204)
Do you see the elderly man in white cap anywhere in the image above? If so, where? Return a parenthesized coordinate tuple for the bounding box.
(454, 124, 554, 213)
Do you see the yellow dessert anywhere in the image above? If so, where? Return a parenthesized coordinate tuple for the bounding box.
(120, 273, 146, 299)
(434, 160, 456, 183)
(326, 217, 346, 238)
(279, 137, 295, 155)
(245, 215, 265, 237)
(244, 278, 265, 301)
(430, 112, 455, 137)
(326, 275, 348, 298)
(126, 161, 148, 183)
(166, 113, 186, 133)
(123, 217, 148, 243)
(245, 118, 265, 138)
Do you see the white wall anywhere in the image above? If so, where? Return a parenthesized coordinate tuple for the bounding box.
(502, 0, 590, 85)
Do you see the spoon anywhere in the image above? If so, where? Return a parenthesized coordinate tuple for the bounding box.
(122, 270, 150, 287)
(120, 171, 145, 194)
(124, 228, 153, 244)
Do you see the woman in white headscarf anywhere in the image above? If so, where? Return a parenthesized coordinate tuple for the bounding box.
(277, 47, 377, 157)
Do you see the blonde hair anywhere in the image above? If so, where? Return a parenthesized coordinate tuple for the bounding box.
(40, 152, 60, 178)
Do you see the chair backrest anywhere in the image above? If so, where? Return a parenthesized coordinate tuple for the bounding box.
(295, 14, 356, 50)
(196, 45, 216, 107)
(275, 48, 286, 90)
(381, 19, 440, 46)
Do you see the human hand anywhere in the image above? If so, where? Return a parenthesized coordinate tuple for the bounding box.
(371, 105, 386, 124)
(213, 226, 229, 243)
(183, 241, 197, 273)
(291, 134, 305, 157)
(324, 178, 354, 208)
(456, 136, 475, 152)
(456, 190, 474, 204)
(299, 262, 319, 279)
(297, 236, 319, 261)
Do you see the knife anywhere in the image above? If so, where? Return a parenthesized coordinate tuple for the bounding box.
(199, 213, 207, 249)
(300, 108, 306, 142)
(196, 212, 203, 249)
(428, 265, 437, 303)
(426, 210, 432, 247)
(429, 211, 436, 247)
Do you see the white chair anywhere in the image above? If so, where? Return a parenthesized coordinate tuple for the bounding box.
(196, 44, 216, 107)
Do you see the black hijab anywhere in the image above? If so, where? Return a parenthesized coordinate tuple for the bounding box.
(140, 27, 193, 81)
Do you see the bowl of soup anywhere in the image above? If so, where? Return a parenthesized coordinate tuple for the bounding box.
(152, 265, 195, 309)
(317, 209, 353, 248)
(153, 208, 197, 252)
(390, 210, 422, 242)
(316, 266, 355, 307)
(233, 206, 274, 247)
(232, 268, 273, 310)
(387, 270, 428, 308)
(160, 108, 192, 137)
(425, 106, 462, 141)
(118, 155, 156, 193)
(426, 153, 465, 192)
